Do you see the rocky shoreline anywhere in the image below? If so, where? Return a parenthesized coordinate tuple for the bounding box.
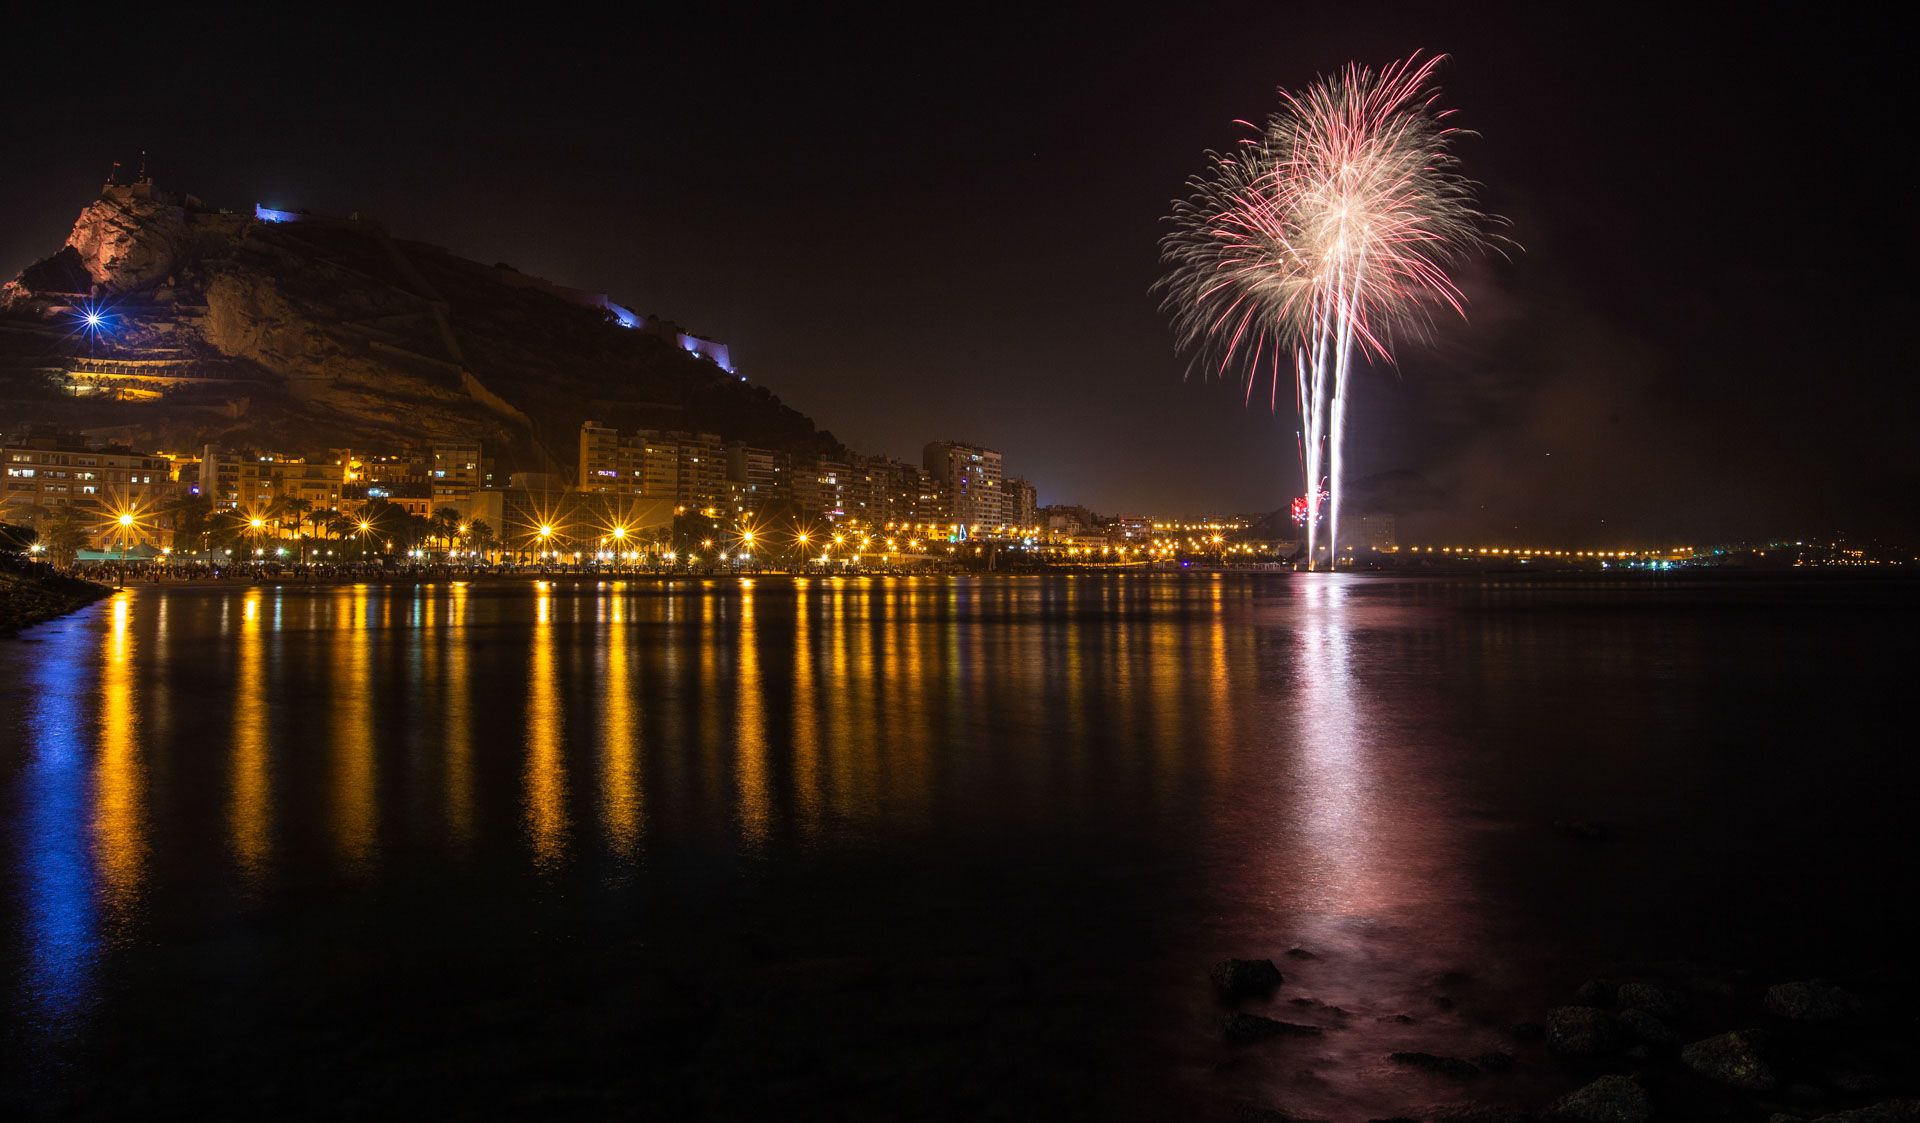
(1212, 952, 1920, 1122)
(0, 565, 111, 636)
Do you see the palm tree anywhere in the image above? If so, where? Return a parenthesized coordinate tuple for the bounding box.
(324, 511, 359, 552)
(165, 494, 214, 558)
(304, 505, 333, 551)
(358, 499, 406, 554)
(39, 508, 88, 568)
(207, 506, 255, 560)
(269, 497, 313, 562)
(468, 519, 497, 561)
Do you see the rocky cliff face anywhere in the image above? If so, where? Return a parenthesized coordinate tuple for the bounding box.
(1, 184, 837, 474)
(63, 187, 192, 291)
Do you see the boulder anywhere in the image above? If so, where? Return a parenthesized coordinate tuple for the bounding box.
(1211, 958, 1284, 997)
(1223, 1012, 1321, 1043)
(1547, 1006, 1622, 1056)
(1550, 1073, 1650, 1123)
(1766, 980, 1861, 1021)
(1615, 981, 1682, 1017)
(1681, 1030, 1777, 1090)
(1576, 979, 1619, 1006)
(1614, 1008, 1678, 1047)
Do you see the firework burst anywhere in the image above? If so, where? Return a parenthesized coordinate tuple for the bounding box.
(1159, 52, 1502, 568)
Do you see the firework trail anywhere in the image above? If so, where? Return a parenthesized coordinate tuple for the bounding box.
(1159, 52, 1501, 568)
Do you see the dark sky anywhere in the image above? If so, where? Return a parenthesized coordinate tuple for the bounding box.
(3, 5, 1912, 543)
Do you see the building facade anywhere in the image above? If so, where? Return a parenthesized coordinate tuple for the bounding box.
(3, 440, 172, 517)
(923, 441, 1005, 529)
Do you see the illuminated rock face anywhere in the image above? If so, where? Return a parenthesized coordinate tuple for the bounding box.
(66, 185, 190, 292)
(0, 183, 839, 476)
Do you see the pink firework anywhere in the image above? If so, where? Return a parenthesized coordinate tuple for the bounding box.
(1159, 52, 1501, 569)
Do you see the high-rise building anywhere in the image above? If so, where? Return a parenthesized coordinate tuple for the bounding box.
(429, 438, 482, 498)
(577, 423, 732, 510)
(1007, 476, 1037, 532)
(577, 422, 637, 493)
(922, 441, 1005, 529)
(842, 455, 923, 528)
(198, 446, 283, 511)
(724, 442, 782, 514)
(663, 430, 726, 511)
(787, 454, 843, 524)
(198, 446, 353, 511)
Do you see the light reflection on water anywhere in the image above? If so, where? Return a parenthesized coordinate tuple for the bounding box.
(230, 589, 269, 880)
(17, 603, 101, 1030)
(601, 582, 641, 856)
(93, 599, 142, 915)
(1292, 575, 1371, 916)
(331, 585, 375, 868)
(525, 582, 568, 869)
(2, 575, 1912, 1116)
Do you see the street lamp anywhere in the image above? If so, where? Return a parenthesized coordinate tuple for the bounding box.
(115, 511, 135, 588)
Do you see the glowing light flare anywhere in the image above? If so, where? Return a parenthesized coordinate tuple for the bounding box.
(70, 298, 118, 346)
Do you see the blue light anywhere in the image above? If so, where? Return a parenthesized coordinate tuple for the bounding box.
(21, 620, 102, 1029)
(72, 298, 116, 344)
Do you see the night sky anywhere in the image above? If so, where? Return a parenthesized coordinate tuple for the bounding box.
(3, 7, 1911, 543)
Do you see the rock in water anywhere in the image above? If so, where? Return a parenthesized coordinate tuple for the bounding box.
(1211, 958, 1284, 998)
(1615, 981, 1683, 1017)
(1765, 980, 1861, 1021)
(1575, 978, 1618, 1006)
(1550, 1074, 1650, 1123)
(1546, 1006, 1622, 1056)
(1222, 1012, 1320, 1043)
(1681, 1030, 1777, 1090)
(1614, 1007, 1678, 1047)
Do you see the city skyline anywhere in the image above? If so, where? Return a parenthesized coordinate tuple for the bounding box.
(2, 8, 1913, 543)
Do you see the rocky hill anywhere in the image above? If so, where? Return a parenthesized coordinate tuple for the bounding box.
(0, 181, 838, 474)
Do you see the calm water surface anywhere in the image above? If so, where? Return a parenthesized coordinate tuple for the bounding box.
(1, 575, 1912, 1118)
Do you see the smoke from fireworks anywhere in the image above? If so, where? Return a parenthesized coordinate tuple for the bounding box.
(1158, 52, 1501, 568)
